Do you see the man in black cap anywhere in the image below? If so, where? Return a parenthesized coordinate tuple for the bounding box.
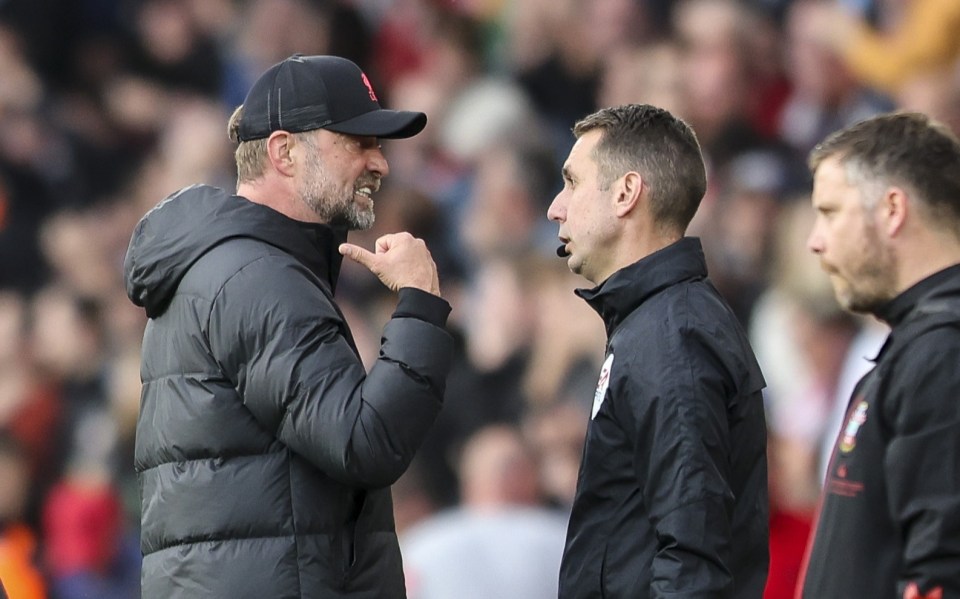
(124, 55, 453, 598)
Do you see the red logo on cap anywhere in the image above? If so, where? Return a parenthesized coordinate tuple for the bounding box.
(361, 73, 378, 102)
(904, 583, 943, 599)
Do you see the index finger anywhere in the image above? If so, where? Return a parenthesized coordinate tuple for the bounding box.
(338, 243, 376, 268)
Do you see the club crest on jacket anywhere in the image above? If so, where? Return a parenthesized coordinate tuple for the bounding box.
(839, 399, 869, 453)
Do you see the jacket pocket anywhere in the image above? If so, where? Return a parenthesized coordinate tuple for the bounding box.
(338, 490, 369, 578)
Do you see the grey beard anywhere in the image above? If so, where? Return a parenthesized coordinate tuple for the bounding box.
(302, 189, 375, 231)
(330, 201, 375, 230)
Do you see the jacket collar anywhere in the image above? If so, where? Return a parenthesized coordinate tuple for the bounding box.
(875, 262, 960, 327)
(283, 220, 348, 295)
(576, 237, 708, 335)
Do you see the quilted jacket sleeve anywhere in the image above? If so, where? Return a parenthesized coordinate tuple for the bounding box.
(207, 254, 453, 488)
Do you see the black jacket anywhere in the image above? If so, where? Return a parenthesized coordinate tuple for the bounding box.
(802, 265, 960, 599)
(559, 238, 769, 598)
(123, 185, 453, 598)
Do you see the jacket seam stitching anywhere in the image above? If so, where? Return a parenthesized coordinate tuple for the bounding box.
(205, 253, 279, 387)
(148, 532, 328, 553)
(138, 450, 284, 471)
(141, 371, 226, 383)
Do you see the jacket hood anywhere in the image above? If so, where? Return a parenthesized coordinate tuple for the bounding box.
(124, 184, 347, 318)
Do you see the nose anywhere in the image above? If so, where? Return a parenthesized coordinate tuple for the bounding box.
(547, 191, 565, 222)
(806, 224, 823, 255)
(367, 146, 389, 178)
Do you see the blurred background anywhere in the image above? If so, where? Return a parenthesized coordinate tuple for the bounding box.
(0, 0, 956, 597)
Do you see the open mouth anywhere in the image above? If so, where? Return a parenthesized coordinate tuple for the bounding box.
(354, 176, 380, 200)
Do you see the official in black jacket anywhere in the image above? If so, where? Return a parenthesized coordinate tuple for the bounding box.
(547, 104, 769, 598)
(123, 55, 452, 598)
(802, 112, 960, 598)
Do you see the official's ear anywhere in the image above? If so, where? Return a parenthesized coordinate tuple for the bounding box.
(879, 186, 908, 237)
(614, 171, 643, 218)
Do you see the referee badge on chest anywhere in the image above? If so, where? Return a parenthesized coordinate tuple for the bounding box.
(592, 354, 614, 419)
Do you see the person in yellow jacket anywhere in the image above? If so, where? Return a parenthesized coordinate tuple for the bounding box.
(805, 0, 960, 96)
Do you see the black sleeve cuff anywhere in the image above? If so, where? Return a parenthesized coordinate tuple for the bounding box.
(393, 287, 451, 328)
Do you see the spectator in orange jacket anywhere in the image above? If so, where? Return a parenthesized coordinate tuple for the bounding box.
(0, 432, 47, 599)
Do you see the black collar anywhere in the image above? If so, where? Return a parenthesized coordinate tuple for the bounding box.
(289, 220, 348, 295)
(875, 263, 960, 327)
(229, 194, 348, 295)
(576, 237, 708, 335)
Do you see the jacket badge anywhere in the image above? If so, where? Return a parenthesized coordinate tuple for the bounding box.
(839, 399, 869, 453)
(592, 354, 614, 419)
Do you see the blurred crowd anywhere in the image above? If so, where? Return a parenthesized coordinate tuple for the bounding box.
(0, 0, 957, 597)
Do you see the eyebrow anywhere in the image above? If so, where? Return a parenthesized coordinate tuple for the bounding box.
(335, 132, 381, 149)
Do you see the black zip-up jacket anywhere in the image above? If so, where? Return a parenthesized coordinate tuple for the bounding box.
(802, 265, 960, 599)
(559, 237, 769, 598)
(123, 185, 453, 598)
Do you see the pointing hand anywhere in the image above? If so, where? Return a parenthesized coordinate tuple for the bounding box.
(339, 232, 441, 296)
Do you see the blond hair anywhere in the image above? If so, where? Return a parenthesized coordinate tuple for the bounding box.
(227, 105, 269, 184)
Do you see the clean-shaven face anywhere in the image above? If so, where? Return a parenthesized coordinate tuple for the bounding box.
(807, 155, 898, 313)
(547, 129, 620, 284)
(298, 131, 386, 230)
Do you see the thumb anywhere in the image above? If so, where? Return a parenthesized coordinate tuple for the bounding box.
(338, 243, 376, 269)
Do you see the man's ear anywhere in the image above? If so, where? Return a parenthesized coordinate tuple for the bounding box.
(614, 171, 643, 218)
(267, 131, 296, 177)
(879, 186, 908, 237)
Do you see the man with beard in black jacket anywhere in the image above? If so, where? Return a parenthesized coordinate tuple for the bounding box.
(547, 103, 769, 597)
(123, 55, 453, 598)
(801, 112, 960, 598)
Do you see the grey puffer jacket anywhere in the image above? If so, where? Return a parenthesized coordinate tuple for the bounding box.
(123, 184, 453, 598)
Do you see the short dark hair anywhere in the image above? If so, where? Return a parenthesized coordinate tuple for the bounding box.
(809, 112, 960, 230)
(573, 104, 707, 234)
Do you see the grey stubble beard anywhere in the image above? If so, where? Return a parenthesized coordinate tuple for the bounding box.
(298, 140, 376, 231)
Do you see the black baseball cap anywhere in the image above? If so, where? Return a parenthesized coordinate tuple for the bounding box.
(236, 54, 427, 142)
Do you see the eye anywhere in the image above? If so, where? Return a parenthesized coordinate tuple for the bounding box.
(337, 134, 376, 154)
(358, 137, 381, 151)
(345, 135, 381, 153)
